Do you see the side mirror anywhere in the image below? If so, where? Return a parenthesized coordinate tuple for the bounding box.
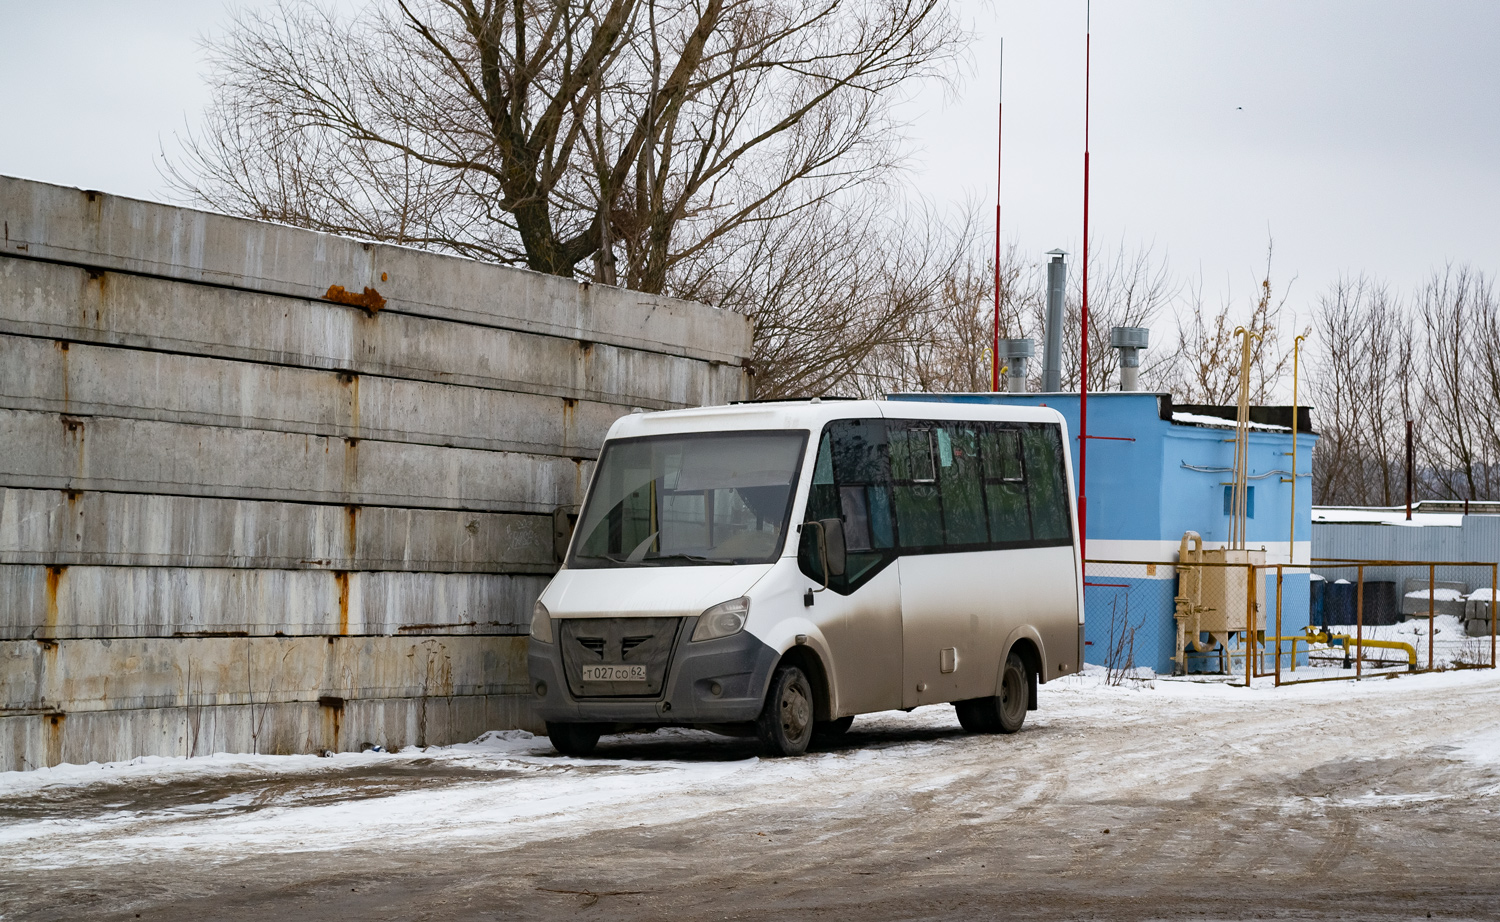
(552, 506, 578, 564)
(819, 517, 847, 577)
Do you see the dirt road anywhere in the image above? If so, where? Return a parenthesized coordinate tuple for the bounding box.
(5, 671, 1500, 921)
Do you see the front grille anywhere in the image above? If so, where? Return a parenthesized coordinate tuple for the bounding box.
(559, 617, 683, 698)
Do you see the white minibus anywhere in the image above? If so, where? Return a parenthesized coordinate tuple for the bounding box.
(527, 399, 1084, 756)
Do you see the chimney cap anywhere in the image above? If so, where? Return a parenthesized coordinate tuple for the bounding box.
(1045, 248, 1068, 259)
(997, 338, 1035, 359)
(1110, 326, 1150, 349)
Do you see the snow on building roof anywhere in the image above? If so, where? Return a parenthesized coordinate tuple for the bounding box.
(1313, 507, 1464, 527)
(1170, 411, 1291, 432)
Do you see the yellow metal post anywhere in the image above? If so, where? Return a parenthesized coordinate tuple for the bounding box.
(1290, 334, 1305, 565)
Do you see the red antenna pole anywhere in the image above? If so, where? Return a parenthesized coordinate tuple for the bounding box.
(991, 40, 1005, 392)
(1079, 2, 1091, 559)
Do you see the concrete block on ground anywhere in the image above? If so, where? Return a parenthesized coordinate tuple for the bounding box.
(0, 174, 751, 365)
(0, 489, 556, 573)
(2, 634, 529, 714)
(0, 334, 626, 457)
(0, 692, 540, 771)
(0, 259, 747, 411)
(0, 408, 594, 513)
(0, 565, 548, 639)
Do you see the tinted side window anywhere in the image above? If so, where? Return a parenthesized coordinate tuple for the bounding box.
(801, 418, 1072, 590)
(980, 427, 1032, 543)
(800, 420, 896, 592)
(938, 425, 987, 545)
(889, 425, 942, 549)
(1023, 426, 1072, 541)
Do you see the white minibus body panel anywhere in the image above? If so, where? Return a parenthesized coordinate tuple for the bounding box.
(527, 399, 1084, 752)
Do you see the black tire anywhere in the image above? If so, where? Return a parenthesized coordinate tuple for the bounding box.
(812, 714, 855, 746)
(756, 665, 815, 756)
(546, 722, 602, 756)
(955, 652, 1030, 735)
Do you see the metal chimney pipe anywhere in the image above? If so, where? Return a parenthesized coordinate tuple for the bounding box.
(1109, 326, 1150, 391)
(998, 339, 1034, 393)
(1041, 250, 1067, 392)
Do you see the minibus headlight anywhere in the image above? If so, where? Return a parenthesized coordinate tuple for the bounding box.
(692, 597, 750, 642)
(530, 600, 554, 643)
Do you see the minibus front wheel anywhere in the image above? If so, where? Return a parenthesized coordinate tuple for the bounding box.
(756, 665, 815, 756)
(547, 721, 603, 756)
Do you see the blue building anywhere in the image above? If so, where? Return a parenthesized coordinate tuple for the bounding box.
(890, 392, 1316, 675)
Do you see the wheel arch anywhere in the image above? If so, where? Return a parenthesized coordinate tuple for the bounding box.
(1003, 635, 1043, 711)
(776, 645, 833, 723)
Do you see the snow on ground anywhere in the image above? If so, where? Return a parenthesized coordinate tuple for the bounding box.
(6, 668, 1500, 878)
(1305, 614, 1495, 670)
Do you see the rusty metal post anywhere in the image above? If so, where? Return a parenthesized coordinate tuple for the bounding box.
(1275, 565, 1284, 686)
(1491, 564, 1497, 669)
(1429, 563, 1436, 672)
(1356, 564, 1365, 678)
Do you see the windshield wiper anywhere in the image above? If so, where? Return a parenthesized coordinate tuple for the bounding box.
(640, 553, 736, 565)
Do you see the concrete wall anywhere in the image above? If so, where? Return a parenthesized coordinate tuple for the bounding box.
(0, 175, 751, 770)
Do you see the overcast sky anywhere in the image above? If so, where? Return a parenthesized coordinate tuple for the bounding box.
(2, 1, 1496, 328)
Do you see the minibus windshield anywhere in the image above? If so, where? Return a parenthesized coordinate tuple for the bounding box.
(569, 430, 808, 568)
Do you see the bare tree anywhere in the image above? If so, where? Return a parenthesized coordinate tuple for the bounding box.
(1418, 265, 1497, 501)
(1165, 241, 1303, 405)
(674, 193, 967, 398)
(1307, 276, 1414, 505)
(166, 0, 968, 291)
(856, 222, 1039, 395)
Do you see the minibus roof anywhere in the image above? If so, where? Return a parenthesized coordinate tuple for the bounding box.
(606, 399, 1068, 440)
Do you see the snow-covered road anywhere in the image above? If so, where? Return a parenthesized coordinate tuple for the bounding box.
(5, 670, 1500, 921)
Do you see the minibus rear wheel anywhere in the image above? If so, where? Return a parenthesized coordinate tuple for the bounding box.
(756, 665, 815, 756)
(547, 721, 602, 756)
(955, 653, 1029, 735)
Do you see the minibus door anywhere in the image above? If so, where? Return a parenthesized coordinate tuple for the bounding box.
(890, 423, 1003, 708)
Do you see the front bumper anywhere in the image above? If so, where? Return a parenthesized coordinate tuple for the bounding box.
(528, 619, 781, 725)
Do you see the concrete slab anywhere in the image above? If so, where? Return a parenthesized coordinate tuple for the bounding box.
(0, 175, 751, 365)
(2, 634, 530, 713)
(0, 489, 556, 572)
(0, 333, 626, 457)
(0, 565, 548, 639)
(0, 691, 538, 770)
(0, 408, 594, 513)
(0, 259, 747, 411)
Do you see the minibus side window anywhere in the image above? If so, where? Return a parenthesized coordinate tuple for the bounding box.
(800, 420, 896, 592)
(890, 426, 943, 548)
(1023, 425, 1072, 541)
(980, 427, 1033, 543)
(938, 424, 988, 546)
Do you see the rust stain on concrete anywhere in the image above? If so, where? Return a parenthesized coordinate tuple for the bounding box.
(45, 713, 66, 768)
(343, 438, 360, 498)
(334, 570, 351, 635)
(318, 695, 345, 751)
(344, 505, 360, 561)
(323, 285, 386, 314)
(339, 371, 361, 436)
(43, 565, 66, 638)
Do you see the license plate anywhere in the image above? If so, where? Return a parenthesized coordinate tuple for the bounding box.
(579, 664, 648, 682)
